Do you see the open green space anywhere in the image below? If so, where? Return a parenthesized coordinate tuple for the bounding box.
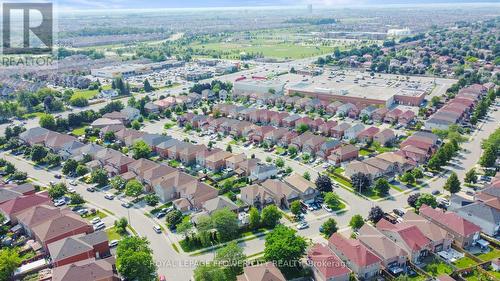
(106, 226, 129, 241)
(71, 85, 111, 101)
(83, 210, 108, 221)
(423, 257, 454, 276)
(453, 256, 478, 269)
(71, 126, 88, 136)
(476, 246, 500, 261)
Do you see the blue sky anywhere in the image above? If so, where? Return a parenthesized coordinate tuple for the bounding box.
(56, 0, 497, 10)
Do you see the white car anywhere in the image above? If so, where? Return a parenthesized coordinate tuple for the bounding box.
(104, 193, 115, 200)
(67, 187, 76, 193)
(90, 217, 101, 225)
(153, 225, 162, 234)
(297, 222, 309, 230)
(109, 240, 119, 248)
(322, 205, 333, 212)
(69, 180, 77, 186)
(54, 199, 66, 207)
(93, 222, 105, 231)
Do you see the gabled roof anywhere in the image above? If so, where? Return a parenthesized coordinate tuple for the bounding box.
(31, 212, 90, 243)
(403, 211, 450, 242)
(0, 192, 51, 216)
(358, 224, 407, 261)
(236, 262, 286, 281)
(16, 205, 71, 229)
(328, 233, 381, 267)
(284, 173, 316, 194)
(308, 243, 351, 279)
(455, 201, 500, 227)
(48, 231, 107, 262)
(419, 205, 481, 236)
(202, 196, 238, 214)
(376, 219, 431, 251)
(51, 258, 117, 281)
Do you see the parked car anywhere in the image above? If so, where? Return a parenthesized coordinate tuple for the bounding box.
(104, 193, 114, 200)
(90, 217, 101, 225)
(296, 222, 309, 230)
(393, 208, 405, 217)
(155, 212, 166, 219)
(54, 199, 66, 207)
(86, 187, 96, 192)
(67, 187, 76, 193)
(432, 190, 440, 195)
(54, 174, 62, 179)
(109, 240, 119, 248)
(153, 225, 162, 234)
(323, 204, 332, 212)
(76, 208, 88, 216)
(121, 201, 132, 208)
(93, 222, 105, 231)
(69, 180, 77, 186)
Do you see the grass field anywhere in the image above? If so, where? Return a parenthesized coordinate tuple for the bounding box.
(453, 256, 477, 269)
(71, 85, 111, 101)
(71, 126, 88, 136)
(106, 226, 129, 241)
(476, 246, 500, 261)
(423, 258, 454, 276)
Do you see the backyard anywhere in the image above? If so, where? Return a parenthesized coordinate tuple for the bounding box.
(453, 256, 478, 269)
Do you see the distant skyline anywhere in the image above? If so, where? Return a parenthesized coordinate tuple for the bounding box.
(56, 0, 500, 10)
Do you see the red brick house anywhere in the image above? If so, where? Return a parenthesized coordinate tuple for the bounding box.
(0, 192, 51, 222)
(48, 231, 110, 267)
(328, 145, 359, 164)
(307, 243, 351, 281)
(358, 127, 380, 143)
(384, 108, 403, 124)
(318, 120, 338, 136)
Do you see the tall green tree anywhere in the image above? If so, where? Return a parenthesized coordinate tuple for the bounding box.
(374, 178, 390, 195)
(0, 248, 21, 281)
(320, 218, 338, 237)
(264, 225, 307, 270)
(125, 179, 143, 198)
(193, 263, 228, 281)
(248, 207, 261, 229)
(132, 140, 152, 159)
(290, 201, 302, 218)
(349, 214, 364, 231)
(444, 172, 461, 194)
(261, 205, 282, 228)
(62, 159, 78, 175)
(39, 113, 55, 129)
(464, 169, 477, 184)
(215, 241, 246, 279)
(212, 208, 239, 242)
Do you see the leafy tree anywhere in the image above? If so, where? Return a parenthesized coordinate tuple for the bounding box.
(444, 172, 461, 194)
(315, 174, 332, 193)
(368, 206, 384, 223)
(215, 241, 246, 279)
(320, 218, 338, 237)
(91, 168, 108, 186)
(464, 169, 477, 184)
(103, 131, 116, 143)
(143, 79, 154, 92)
(131, 120, 141, 130)
(288, 146, 297, 156)
(303, 171, 311, 181)
(225, 144, 232, 153)
(166, 210, 183, 229)
(69, 193, 85, 205)
(176, 220, 193, 238)
(0, 248, 21, 281)
(264, 225, 307, 270)
(125, 179, 143, 198)
(30, 145, 48, 162)
(261, 205, 282, 228)
(296, 123, 309, 134)
(401, 171, 415, 184)
(290, 201, 302, 217)
(39, 113, 55, 129)
(275, 158, 285, 168)
(480, 146, 496, 167)
(351, 172, 370, 192)
(62, 159, 78, 175)
(374, 178, 390, 195)
(412, 168, 424, 179)
(48, 183, 67, 199)
(324, 192, 342, 210)
(116, 237, 156, 281)
(144, 194, 159, 206)
(70, 97, 89, 107)
(76, 164, 89, 177)
(249, 207, 260, 229)
(193, 263, 228, 281)
(349, 214, 364, 230)
(407, 193, 420, 208)
(110, 176, 126, 190)
(114, 217, 129, 234)
(415, 193, 437, 210)
(132, 140, 152, 159)
(212, 208, 239, 242)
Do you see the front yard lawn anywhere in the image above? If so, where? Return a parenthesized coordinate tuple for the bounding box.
(453, 256, 478, 269)
(106, 226, 129, 241)
(476, 246, 500, 261)
(71, 126, 88, 136)
(82, 210, 108, 221)
(359, 149, 371, 156)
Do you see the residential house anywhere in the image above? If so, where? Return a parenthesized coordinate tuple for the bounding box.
(236, 262, 286, 281)
(403, 211, 453, 252)
(328, 145, 359, 164)
(102, 112, 128, 124)
(90, 118, 123, 129)
(372, 108, 388, 123)
(419, 205, 481, 249)
(282, 115, 301, 128)
(16, 205, 71, 237)
(202, 196, 239, 215)
(278, 131, 299, 147)
(284, 174, 319, 203)
(19, 127, 50, 146)
(235, 158, 261, 177)
(172, 181, 218, 213)
(0, 183, 36, 204)
(138, 134, 171, 153)
(331, 123, 351, 139)
(0, 192, 51, 222)
(196, 148, 223, 168)
(263, 128, 288, 146)
(358, 127, 380, 143)
(250, 163, 278, 182)
(376, 219, 432, 263)
(399, 110, 416, 126)
(453, 201, 500, 237)
(47, 231, 110, 267)
(307, 243, 351, 281)
(344, 124, 365, 141)
(374, 129, 396, 146)
(141, 164, 177, 190)
(344, 161, 383, 182)
(336, 103, 357, 117)
(31, 212, 93, 250)
(225, 154, 246, 171)
(319, 120, 338, 137)
(51, 258, 119, 281)
(120, 106, 141, 122)
(205, 151, 233, 171)
(179, 144, 207, 165)
(317, 140, 342, 159)
(384, 109, 403, 124)
(126, 159, 158, 184)
(144, 102, 160, 114)
(303, 135, 327, 156)
(290, 132, 315, 151)
(358, 224, 408, 271)
(156, 139, 181, 158)
(270, 112, 289, 127)
(240, 180, 299, 209)
(328, 233, 382, 280)
(151, 171, 196, 202)
(360, 105, 378, 119)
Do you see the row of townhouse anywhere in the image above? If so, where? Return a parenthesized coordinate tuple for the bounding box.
(307, 204, 485, 281)
(425, 83, 490, 131)
(179, 113, 362, 163)
(0, 183, 118, 281)
(343, 131, 439, 182)
(239, 174, 320, 209)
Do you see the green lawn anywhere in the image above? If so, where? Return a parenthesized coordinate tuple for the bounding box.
(71, 85, 111, 101)
(453, 256, 478, 269)
(423, 258, 454, 276)
(389, 184, 404, 192)
(486, 270, 500, 279)
(83, 210, 108, 221)
(359, 149, 371, 156)
(71, 126, 87, 136)
(106, 226, 129, 241)
(462, 269, 491, 281)
(476, 246, 500, 261)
